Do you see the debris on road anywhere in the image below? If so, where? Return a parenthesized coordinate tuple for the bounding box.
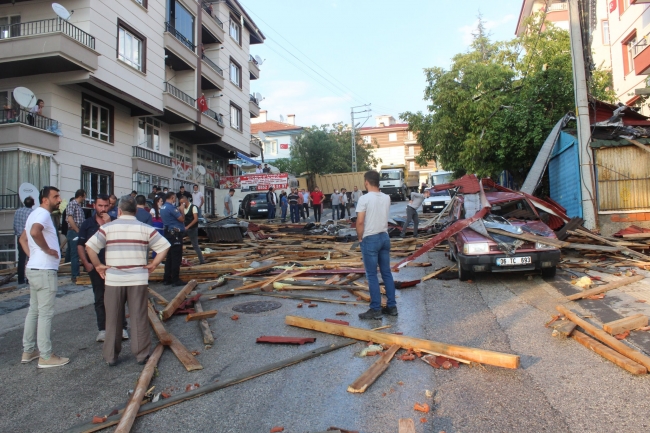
(256, 336, 316, 345)
(413, 402, 430, 413)
(348, 345, 400, 393)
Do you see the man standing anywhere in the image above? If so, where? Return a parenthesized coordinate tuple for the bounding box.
(148, 186, 158, 200)
(351, 186, 363, 218)
(288, 188, 300, 223)
(266, 187, 277, 222)
(400, 190, 429, 239)
(224, 188, 235, 217)
(192, 184, 204, 219)
(85, 196, 170, 366)
(179, 196, 205, 264)
(13, 196, 34, 286)
(160, 192, 185, 286)
(130, 190, 137, 198)
(355, 171, 397, 320)
(19, 186, 69, 368)
(330, 189, 341, 221)
(263, 164, 271, 173)
(66, 189, 86, 283)
(78, 194, 128, 343)
(107, 194, 118, 220)
(301, 188, 310, 220)
(340, 188, 350, 220)
(176, 185, 192, 204)
(135, 195, 153, 225)
(310, 186, 324, 223)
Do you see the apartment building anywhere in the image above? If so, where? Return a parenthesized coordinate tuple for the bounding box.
(359, 115, 437, 184)
(0, 0, 264, 263)
(250, 110, 303, 164)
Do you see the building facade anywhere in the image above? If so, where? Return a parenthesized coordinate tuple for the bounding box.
(359, 115, 437, 184)
(250, 110, 303, 164)
(0, 0, 264, 266)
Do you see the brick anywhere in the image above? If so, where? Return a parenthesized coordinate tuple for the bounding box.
(401, 354, 416, 361)
(297, 303, 303, 308)
(414, 402, 430, 413)
(270, 427, 284, 432)
(325, 318, 349, 326)
(308, 304, 318, 308)
(231, 315, 239, 320)
(421, 418, 427, 423)
(92, 416, 107, 424)
(611, 215, 621, 222)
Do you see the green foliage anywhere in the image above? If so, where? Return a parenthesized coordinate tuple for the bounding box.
(401, 13, 612, 183)
(287, 123, 380, 178)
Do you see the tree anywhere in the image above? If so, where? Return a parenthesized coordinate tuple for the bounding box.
(400, 14, 612, 184)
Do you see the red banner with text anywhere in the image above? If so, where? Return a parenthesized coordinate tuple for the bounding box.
(219, 173, 288, 191)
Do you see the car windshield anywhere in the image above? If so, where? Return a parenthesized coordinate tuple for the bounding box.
(381, 171, 400, 180)
(489, 199, 537, 220)
(250, 194, 267, 203)
(429, 190, 450, 197)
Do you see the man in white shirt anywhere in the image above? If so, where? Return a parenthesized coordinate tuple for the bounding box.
(192, 184, 204, 219)
(355, 171, 397, 320)
(224, 188, 235, 217)
(19, 186, 69, 368)
(351, 186, 363, 218)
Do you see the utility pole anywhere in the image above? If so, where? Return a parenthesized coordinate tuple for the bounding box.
(350, 104, 371, 172)
(568, 0, 597, 230)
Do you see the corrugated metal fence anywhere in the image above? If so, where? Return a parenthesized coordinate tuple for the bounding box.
(596, 146, 650, 211)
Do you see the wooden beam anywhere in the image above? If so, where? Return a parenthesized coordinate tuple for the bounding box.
(160, 280, 198, 320)
(621, 233, 650, 239)
(398, 419, 416, 433)
(285, 315, 520, 369)
(148, 287, 168, 306)
(603, 314, 648, 335)
(233, 260, 287, 277)
(623, 137, 650, 155)
(555, 321, 577, 338)
(168, 333, 203, 372)
(572, 229, 650, 261)
(564, 275, 644, 301)
(257, 293, 368, 306)
(147, 303, 172, 345)
(556, 305, 650, 371)
(347, 345, 400, 393)
(193, 299, 214, 346)
(421, 266, 451, 282)
(185, 310, 217, 322)
(571, 330, 647, 375)
(114, 344, 164, 433)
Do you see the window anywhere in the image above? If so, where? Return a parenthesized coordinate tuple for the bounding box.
(133, 172, 168, 196)
(118, 20, 146, 72)
(230, 103, 242, 131)
(168, 0, 194, 47)
(264, 140, 278, 156)
(410, 161, 415, 171)
(138, 117, 161, 150)
(602, 20, 609, 45)
(0, 150, 50, 206)
(229, 15, 241, 45)
(407, 131, 414, 140)
(82, 95, 113, 143)
(230, 59, 242, 88)
(133, 0, 147, 7)
(388, 132, 397, 142)
(623, 31, 637, 75)
(0, 15, 20, 39)
(363, 136, 371, 144)
(82, 166, 114, 199)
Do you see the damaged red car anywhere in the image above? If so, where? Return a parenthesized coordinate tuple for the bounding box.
(448, 191, 561, 281)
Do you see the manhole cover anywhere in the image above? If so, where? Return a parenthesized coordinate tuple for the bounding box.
(232, 300, 282, 314)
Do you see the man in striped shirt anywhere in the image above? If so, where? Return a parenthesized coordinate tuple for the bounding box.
(85, 196, 170, 366)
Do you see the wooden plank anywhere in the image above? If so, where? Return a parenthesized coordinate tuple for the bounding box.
(66, 340, 358, 433)
(347, 345, 399, 393)
(556, 217, 584, 241)
(147, 303, 172, 345)
(421, 266, 451, 282)
(571, 330, 647, 375)
(398, 419, 416, 433)
(261, 268, 312, 292)
(603, 314, 648, 335)
(256, 293, 367, 306)
(572, 229, 650, 261)
(148, 287, 168, 306)
(624, 137, 650, 155)
(185, 310, 218, 322)
(621, 233, 650, 239)
(564, 275, 644, 301)
(193, 299, 214, 346)
(555, 321, 577, 338)
(557, 305, 650, 371)
(168, 333, 203, 372)
(113, 344, 164, 433)
(160, 280, 198, 321)
(487, 228, 620, 252)
(233, 260, 287, 277)
(285, 315, 520, 369)
(256, 336, 316, 345)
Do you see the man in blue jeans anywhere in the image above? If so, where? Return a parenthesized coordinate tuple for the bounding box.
(355, 170, 397, 320)
(65, 189, 86, 283)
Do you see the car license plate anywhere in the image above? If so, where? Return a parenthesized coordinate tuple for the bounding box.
(496, 257, 531, 266)
(258, 209, 268, 213)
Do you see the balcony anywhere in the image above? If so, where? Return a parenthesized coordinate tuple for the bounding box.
(132, 145, 173, 178)
(249, 94, 261, 118)
(201, 1, 225, 44)
(0, 108, 60, 153)
(162, 82, 198, 124)
(547, 2, 568, 12)
(0, 194, 20, 211)
(634, 39, 650, 75)
(249, 55, 260, 80)
(201, 54, 225, 89)
(164, 22, 197, 70)
(132, 146, 171, 166)
(0, 17, 98, 79)
(201, 108, 225, 136)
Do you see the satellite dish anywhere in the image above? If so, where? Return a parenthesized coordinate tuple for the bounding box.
(196, 165, 206, 175)
(258, 131, 266, 142)
(19, 182, 38, 203)
(13, 87, 36, 109)
(255, 92, 263, 101)
(279, 115, 285, 122)
(52, 3, 73, 20)
(254, 55, 264, 65)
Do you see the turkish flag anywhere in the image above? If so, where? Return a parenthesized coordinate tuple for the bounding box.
(609, 0, 616, 12)
(197, 95, 208, 112)
(280, 143, 289, 149)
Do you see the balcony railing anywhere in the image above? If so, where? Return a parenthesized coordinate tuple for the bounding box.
(133, 145, 172, 166)
(164, 21, 195, 52)
(249, 54, 259, 65)
(634, 38, 649, 56)
(203, 108, 224, 127)
(202, 54, 223, 76)
(249, 94, 260, 106)
(547, 2, 568, 12)
(201, 1, 224, 29)
(0, 17, 95, 49)
(0, 194, 20, 210)
(164, 82, 197, 108)
(1, 108, 59, 132)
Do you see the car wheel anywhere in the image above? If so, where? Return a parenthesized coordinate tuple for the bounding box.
(458, 264, 473, 281)
(449, 245, 457, 262)
(541, 266, 556, 278)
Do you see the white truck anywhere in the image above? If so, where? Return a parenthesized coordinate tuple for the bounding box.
(422, 170, 454, 213)
(379, 164, 409, 201)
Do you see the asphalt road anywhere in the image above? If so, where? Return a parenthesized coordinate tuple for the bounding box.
(3, 213, 650, 432)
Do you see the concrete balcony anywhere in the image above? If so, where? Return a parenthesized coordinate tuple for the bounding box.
(164, 22, 197, 70)
(201, 108, 225, 137)
(201, 1, 225, 44)
(201, 54, 225, 89)
(0, 18, 98, 79)
(249, 55, 260, 80)
(132, 146, 173, 179)
(0, 108, 59, 153)
(162, 82, 198, 124)
(634, 41, 650, 75)
(249, 94, 261, 118)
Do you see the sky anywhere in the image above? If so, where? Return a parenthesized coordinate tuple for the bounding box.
(240, 0, 524, 127)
